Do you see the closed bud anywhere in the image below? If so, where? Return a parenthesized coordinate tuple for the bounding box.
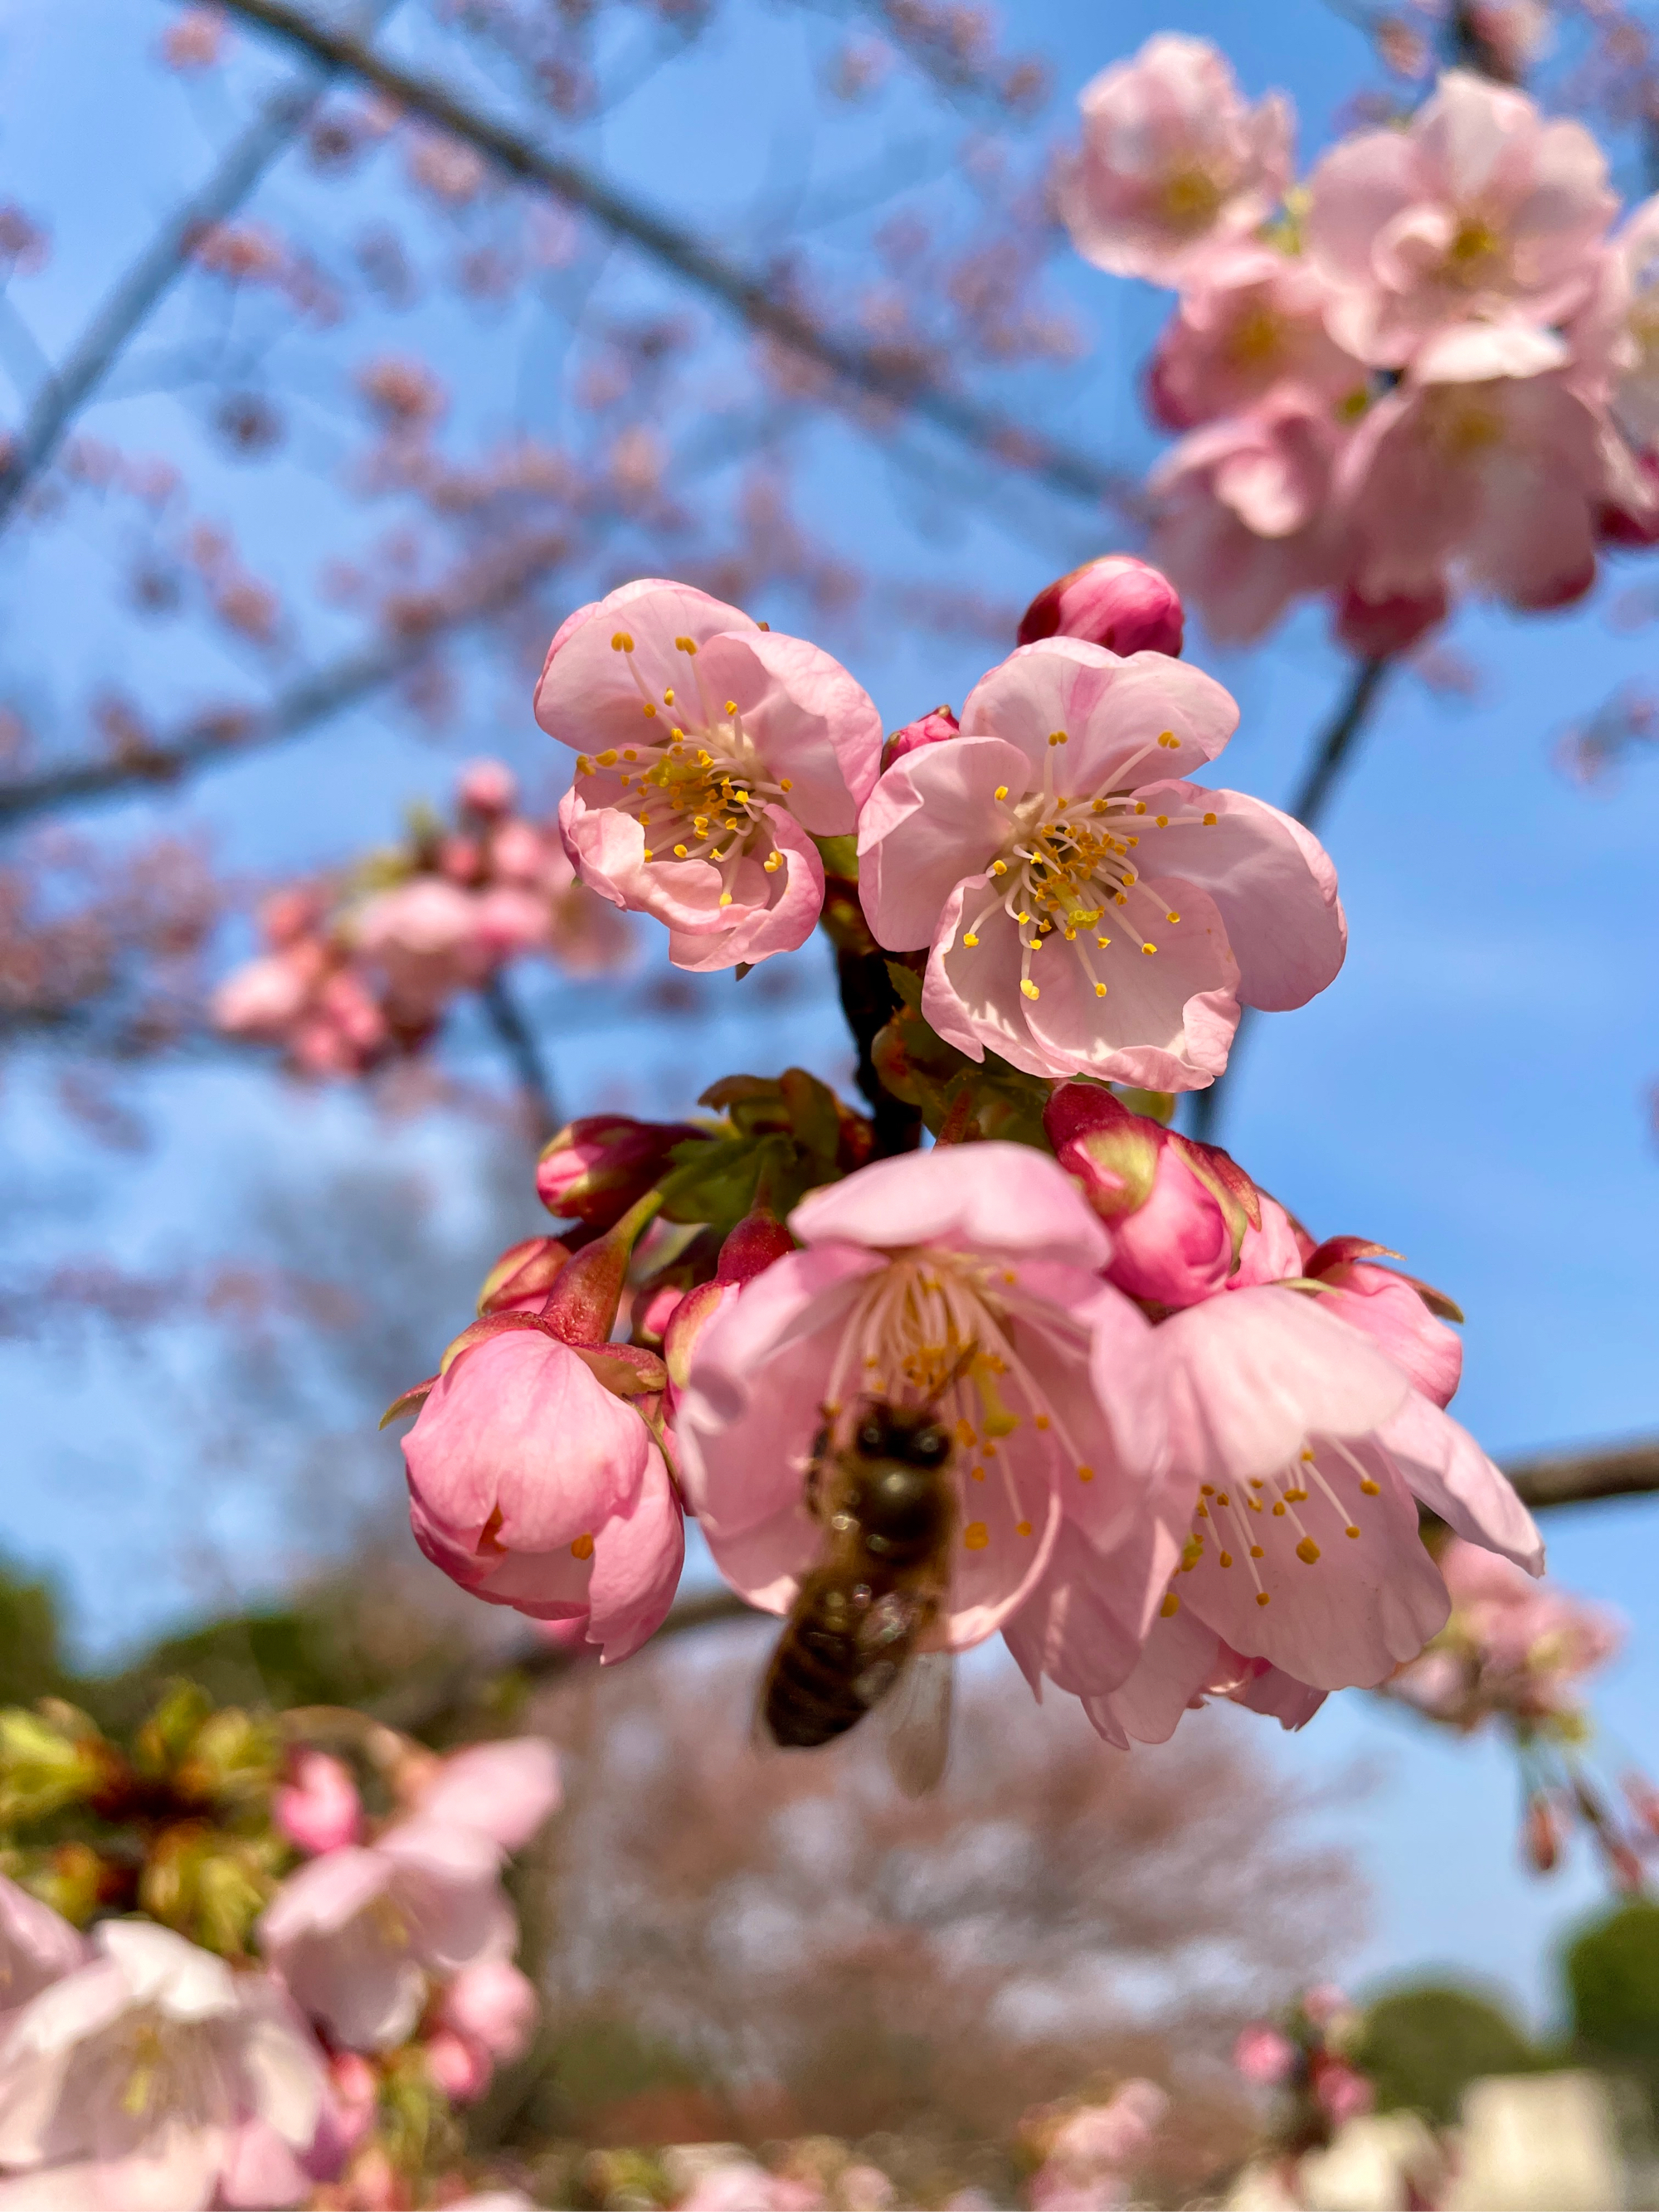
(1017, 554, 1184, 658)
(536, 1114, 706, 1227)
(478, 1233, 572, 1315)
(1523, 1792, 1561, 1873)
(0, 1707, 118, 1826)
(881, 703, 960, 774)
(172, 1708, 280, 1809)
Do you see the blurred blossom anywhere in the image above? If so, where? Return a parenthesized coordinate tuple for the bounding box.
(274, 1748, 362, 1857)
(161, 6, 226, 69)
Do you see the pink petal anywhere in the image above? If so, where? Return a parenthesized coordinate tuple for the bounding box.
(416, 1742, 561, 1850)
(1082, 1602, 1232, 1748)
(1129, 782, 1345, 1010)
(857, 737, 1032, 952)
(533, 579, 755, 753)
(789, 1143, 1112, 1270)
(696, 630, 882, 832)
(960, 639, 1239, 793)
(1005, 1514, 1180, 1701)
(1374, 1392, 1543, 1573)
(664, 807, 825, 972)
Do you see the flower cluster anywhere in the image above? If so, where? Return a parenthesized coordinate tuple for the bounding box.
(392, 562, 1544, 1778)
(1059, 35, 1659, 647)
(1380, 1537, 1659, 1886)
(0, 1680, 557, 2207)
(1232, 1986, 1376, 2155)
(214, 757, 630, 1077)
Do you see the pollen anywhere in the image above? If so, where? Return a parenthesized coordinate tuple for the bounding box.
(1165, 910, 1180, 924)
(725, 699, 737, 715)
(1256, 1591, 1271, 1607)
(623, 749, 638, 761)
(718, 892, 733, 907)
(577, 755, 592, 775)
(780, 777, 793, 792)
(1155, 814, 1168, 827)
(611, 631, 634, 651)
(964, 1521, 990, 1550)
(1077, 1464, 1094, 1483)
(995, 785, 1008, 800)
(1048, 730, 1068, 746)
(1141, 941, 1156, 955)
(1219, 1550, 1233, 1568)
(1158, 731, 1178, 748)
(674, 635, 698, 654)
(1360, 1477, 1381, 1495)
(664, 688, 674, 705)
(1204, 811, 1217, 825)
(1021, 980, 1040, 999)
(1250, 1544, 1263, 1558)
(991, 860, 1008, 877)
(1272, 1502, 1287, 1517)
(1015, 1519, 1032, 1538)
(1345, 1524, 1361, 1539)
(1094, 983, 1107, 997)
(571, 1532, 595, 1559)
(963, 931, 980, 948)
(642, 849, 654, 861)
(1296, 1537, 1321, 1565)
(597, 748, 618, 767)
(674, 843, 688, 858)
(1160, 1591, 1180, 1618)
(1034, 1413, 1049, 1431)
(1135, 801, 1146, 815)
(643, 702, 656, 717)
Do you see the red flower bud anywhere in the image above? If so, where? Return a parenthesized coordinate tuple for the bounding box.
(536, 1114, 705, 1228)
(881, 704, 960, 775)
(1017, 555, 1184, 659)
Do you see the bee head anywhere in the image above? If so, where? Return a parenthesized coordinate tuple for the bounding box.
(854, 1404, 951, 1469)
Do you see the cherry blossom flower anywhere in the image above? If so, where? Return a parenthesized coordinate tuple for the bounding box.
(676, 1144, 1166, 1652)
(1296, 1234, 1464, 1409)
(0, 1877, 85, 2017)
(1059, 35, 1293, 286)
(1233, 2022, 1297, 2087)
(1016, 554, 1185, 659)
(426, 1958, 538, 2103)
(536, 1114, 705, 1228)
(1027, 2079, 1168, 2212)
(407, 1738, 561, 1850)
(1336, 359, 1619, 612)
(1087, 1287, 1542, 1737)
(1146, 244, 1369, 431)
(259, 1821, 513, 2050)
(535, 579, 882, 971)
(0, 1920, 326, 2210)
(857, 637, 1345, 1091)
(882, 703, 961, 771)
(1306, 70, 1616, 368)
(1147, 386, 1349, 645)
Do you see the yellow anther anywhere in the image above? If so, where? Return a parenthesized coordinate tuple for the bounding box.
(994, 784, 1009, 800)
(1048, 730, 1068, 746)
(1096, 936, 1110, 950)
(1301, 1448, 1315, 1461)
(1094, 982, 1107, 997)
(1360, 1477, 1380, 1495)
(1160, 1591, 1180, 1619)
(1165, 910, 1180, 924)
(963, 931, 980, 948)
(724, 699, 737, 715)
(577, 755, 593, 775)
(674, 843, 688, 858)
(1201, 1485, 1214, 1496)
(1141, 942, 1156, 955)
(1203, 811, 1218, 825)
(1272, 1502, 1287, 1517)
(611, 630, 634, 651)
(964, 1521, 990, 1550)
(1296, 1537, 1321, 1565)
(571, 1532, 595, 1559)
(1345, 1524, 1360, 1539)
(1180, 1533, 1204, 1570)
(1217, 1492, 1230, 1506)
(764, 851, 783, 873)
(1158, 730, 1178, 747)
(1015, 1519, 1032, 1538)
(1250, 1544, 1264, 1558)
(1078, 1464, 1095, 1483)
(954, 1418, 976, 1446)
(642, 849, 654, 862)
(674, 635, 698, 654)
(1135, 801, 1146, 815)
(642, 702, 656, 717)
(664, 688, 674, 705)
(780, 776, 793, 792)
(1020, 980, 1039, 999)
(597, 748, 619, 767)
(1256, 1591, 1271, 1607)
(1155, 814, 1168, 827)
(1115, 893, 1128, 907)
(623, 748, 639, 761)
(1196, 1503, 1209, 1519)
(971, 1465, 985, 1481)
(718, 892, 733, 907)
(991, 859, 1008, 876)
(1219, 1550, 1233, 1568)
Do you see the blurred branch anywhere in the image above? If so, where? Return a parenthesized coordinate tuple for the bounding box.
(479, 971, 559, 1138)
(199, 0, 1134, 516)
(1506, 1437, 1659, 1513)
(0, 532, 567, 829)
(0, 8, 397, 533)
(1187, 655, 1392, 1145)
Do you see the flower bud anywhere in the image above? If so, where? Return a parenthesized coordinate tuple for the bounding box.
(1333, 583, 1447, 659)
(275, 1749, 362, 1856)
(1017, 554, 1184, 658)
(478, 1234, 572, 1315)
(456, 757, 518, 817)
(1233, 2022, 1297, 2087)
(1523, 1791, 1562, 1873)
(536, 1114, 706, 1228)
(881, 704, 960, 774)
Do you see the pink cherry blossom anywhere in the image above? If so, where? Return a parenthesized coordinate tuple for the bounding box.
(0, 1879, 85, 2019)
(259, 1821, 513, 2050)
(1146, 245, 1369, 431)
(1059, 35, 1293, 286)
(857, 638, 1345, 1091)
(535, 579, 882, 971)
(1028, 2080, 1168, 2212)
(536, 1113, 704, 1227)
(0, 1921, 326, 2210)
(675, 1145, 1166, 1652)
(274, 1748, 362, 1856)
(882, 703, 960, 771)
(1111, 1287, 1542, 1697)
(1233, 2022, 1297, 2087)
(1016, 555, 1184, 659)
(1336, 361, 1618, 613)
(1306, 70, 1615, 368)
(1388, 1537, 1621, 1729)
(403, 1328, 684, 1661)
(1147, 386, 1348, 645)
(410, 1738, 561, 1850)
(1298, 1236, 1464, 1409)
(437, 1958, 538, 2064)
(353, 878, 496, 1025)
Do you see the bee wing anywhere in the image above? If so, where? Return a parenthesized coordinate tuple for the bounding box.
(883, 1649, 954, 1798)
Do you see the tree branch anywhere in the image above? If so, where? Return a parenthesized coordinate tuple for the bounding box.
(0, 532, 568, 830)
(1505, 1437, 1659, 1514)
(199, 0, 1135, 517)
(1186, 655, 1391, 1144)
(479, 971, 559, 1138)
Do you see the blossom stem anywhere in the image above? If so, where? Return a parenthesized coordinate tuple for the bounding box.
(479, 972, 559, 1139)
(820, 873, 922, 1159)
(1188, 654, 1390, 1143)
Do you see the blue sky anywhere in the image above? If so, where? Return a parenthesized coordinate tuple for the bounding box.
(2, 0, 1657, 2028)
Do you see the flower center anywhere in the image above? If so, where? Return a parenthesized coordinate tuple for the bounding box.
(822, 1251, 1095, 1557)
(953, 727, 1220, 1006)
(1445, 213, 1507, 287)
(1160, 1437, 1383, 1616)
(574, 631, 794, 898)
(1159, 164, 1224, 231)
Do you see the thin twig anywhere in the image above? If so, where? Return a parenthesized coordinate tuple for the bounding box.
(1187, 655, 1391, 1144)
(201, 0, 1135, 517)
(479, 971, 559, 1138)
(1505, 1437, 1659, 1514)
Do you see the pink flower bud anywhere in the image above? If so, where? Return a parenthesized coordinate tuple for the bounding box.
(1313, 2059, 1374, 2124)
(1524, 1792, 1562, 1872)
(1046, 1082, 1238, 1306)
(477, 1235, 572, 1316)
(881, 704, 960, 773)
(425, 2026, 492, 2103)
(1333, 583, 1447, 659)
(1017, 554, 1184, 658)
(439, 1957, 538, 2060)
(274, 1749, 362, 1855)
(535, 1114, 703, 1228)
(457, 757, 518, 817)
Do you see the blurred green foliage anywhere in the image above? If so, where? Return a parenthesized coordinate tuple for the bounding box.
(1359, 1984, 1540, 2122)
(1565, 1898, 1659, 2101)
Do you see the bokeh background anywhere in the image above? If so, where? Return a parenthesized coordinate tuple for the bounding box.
(3, 0, 1658, 2161)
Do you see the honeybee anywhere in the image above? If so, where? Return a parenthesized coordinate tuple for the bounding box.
(760, 1397, 957, 1796)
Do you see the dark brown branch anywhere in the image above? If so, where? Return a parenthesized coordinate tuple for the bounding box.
(201, 0, 1133, 517)
(1187, 656, 1391, 1145)
(0, 532, 567, 830)
(1504, 1437, 1659, 1514)
(479, 971, 559, 1138)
